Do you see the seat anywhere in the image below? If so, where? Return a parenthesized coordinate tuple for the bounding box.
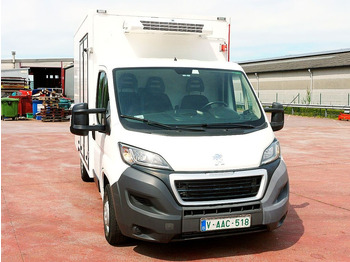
(180, 77, 209, 110)
(141, 77, 172, 113)
(117, 73, 140, 115)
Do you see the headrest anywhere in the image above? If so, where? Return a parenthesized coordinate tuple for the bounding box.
(118, 73, 138, 92)
(145, 77, 165, 93)
(186, 77, 204, 93)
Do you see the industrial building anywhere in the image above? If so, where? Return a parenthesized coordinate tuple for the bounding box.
(2, 49, 350, 105)
(1, 56, 73, 98)
(240, 49, 350, 106)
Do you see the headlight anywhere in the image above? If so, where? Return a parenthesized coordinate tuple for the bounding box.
(119, 143, 172, 170)
(261, 140, 280, 165)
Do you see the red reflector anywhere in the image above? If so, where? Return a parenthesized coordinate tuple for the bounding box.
(221, 44, 227, 52)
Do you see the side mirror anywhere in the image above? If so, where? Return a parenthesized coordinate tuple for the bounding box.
(70, 103, 106, 136)
(264, 102, 284, 131)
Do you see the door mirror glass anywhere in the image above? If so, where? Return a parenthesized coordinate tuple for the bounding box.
(70, 103, 106, 136)
(264, 102, 284, 131)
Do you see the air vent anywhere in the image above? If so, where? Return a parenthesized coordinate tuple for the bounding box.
(140, 20, 204, 33)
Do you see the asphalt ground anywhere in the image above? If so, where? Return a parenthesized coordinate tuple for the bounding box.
(2, 115, 350, 261)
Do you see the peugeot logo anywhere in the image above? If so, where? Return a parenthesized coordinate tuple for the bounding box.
(213, 154, 224, 166)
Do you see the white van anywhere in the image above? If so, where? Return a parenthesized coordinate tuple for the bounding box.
(70, 10, 288, 245)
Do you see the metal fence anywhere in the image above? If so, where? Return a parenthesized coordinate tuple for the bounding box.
(262, 102, 350, 110)
(257, 90, 350, 107)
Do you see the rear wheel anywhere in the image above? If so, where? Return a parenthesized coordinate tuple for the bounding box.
(80, 159, 94, 182)
(103, 184, 127, 245)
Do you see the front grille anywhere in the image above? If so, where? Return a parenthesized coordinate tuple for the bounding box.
(175, 176, 262, 202)
(141, 20, 204, 33)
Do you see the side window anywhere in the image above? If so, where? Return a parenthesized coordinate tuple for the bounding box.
(232, 75, 245, 113)
(96, 71, 110, 125)
(232, 74, 261, 119)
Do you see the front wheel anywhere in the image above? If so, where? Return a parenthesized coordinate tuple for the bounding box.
(103, 185, 127, 245)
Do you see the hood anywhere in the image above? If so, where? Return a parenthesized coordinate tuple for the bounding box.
(119, 127, 275, 172)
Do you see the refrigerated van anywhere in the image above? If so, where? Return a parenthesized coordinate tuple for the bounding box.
(70, 10, 289, 245)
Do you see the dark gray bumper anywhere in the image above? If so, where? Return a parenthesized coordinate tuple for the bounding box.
(110, 160, 289, 243)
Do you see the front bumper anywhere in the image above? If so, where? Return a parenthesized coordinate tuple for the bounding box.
(110, 160, 289, 243)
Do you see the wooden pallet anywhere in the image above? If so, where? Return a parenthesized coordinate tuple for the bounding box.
(33, 89, 71, 122)
(42, 117, 69, 122)
(39, 106, 70, 122)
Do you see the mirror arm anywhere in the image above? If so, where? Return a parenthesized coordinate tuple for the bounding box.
(73, 108, 106, 114)
(72, 124, 105, 132)
(264, 107, 284, 113)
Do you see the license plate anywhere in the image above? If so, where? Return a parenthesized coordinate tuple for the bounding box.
(200, 215, 251, 232)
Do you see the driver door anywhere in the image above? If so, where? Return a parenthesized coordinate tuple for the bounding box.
(93, 70, 110, 187)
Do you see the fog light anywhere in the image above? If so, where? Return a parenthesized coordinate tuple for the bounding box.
(132, 225, 142, 235)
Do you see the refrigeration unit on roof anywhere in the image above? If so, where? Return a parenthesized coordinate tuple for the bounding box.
(123, 19, 213, 36)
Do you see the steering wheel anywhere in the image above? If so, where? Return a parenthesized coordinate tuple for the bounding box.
(201, 101, 228, 111)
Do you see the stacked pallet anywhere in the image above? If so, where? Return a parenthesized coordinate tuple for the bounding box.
(35, 90, 70, 122)
(1, 77, 28, 90)
(40, 104, 70, 122)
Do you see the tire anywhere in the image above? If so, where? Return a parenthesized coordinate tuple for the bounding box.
(80, 159, 94, 182)
(103, 184, 127, 245)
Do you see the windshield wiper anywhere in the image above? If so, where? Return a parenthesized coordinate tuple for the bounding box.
(120, 115, 205, 132)
(120, 115, 173, 129)
(184, 123, 257, 129)
(207, 123, 256, 129)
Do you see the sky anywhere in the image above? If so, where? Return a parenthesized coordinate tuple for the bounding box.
(1, 0, 350, 62)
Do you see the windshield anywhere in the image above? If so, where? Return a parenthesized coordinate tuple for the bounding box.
(113, 67, 265, 134)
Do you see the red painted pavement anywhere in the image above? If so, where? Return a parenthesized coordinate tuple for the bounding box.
(1, 116, 350, 261)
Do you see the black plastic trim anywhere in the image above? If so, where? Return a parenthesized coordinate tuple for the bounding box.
(108, 161, 285, 243)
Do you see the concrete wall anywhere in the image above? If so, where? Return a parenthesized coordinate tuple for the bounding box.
(247, 67, 350, 106)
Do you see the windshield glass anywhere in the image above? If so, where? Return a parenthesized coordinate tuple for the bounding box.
(113, 67, 265, 134)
